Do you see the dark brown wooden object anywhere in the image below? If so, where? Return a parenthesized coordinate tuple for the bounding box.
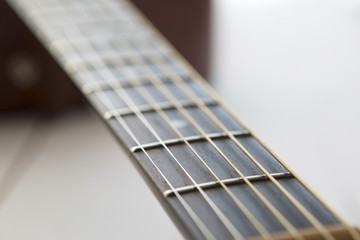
(0, 0, 210, 111)
(3, 0, 360, 238)
(131, 0, 210, 79)
(0, 1, 81, 111)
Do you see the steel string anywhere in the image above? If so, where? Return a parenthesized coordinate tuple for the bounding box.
(92, 2, 312, 239)
(24, 0, 359, 239)
(117, 37, 306, 240)
(28, 1, 216, 239)
(129, 16, 339, 240)
(55, 3, 247, 239)
(98, 32, 273, 240)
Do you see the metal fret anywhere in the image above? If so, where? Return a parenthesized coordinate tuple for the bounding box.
(103, 98, 217, 120)
(130, 130, 250, 153)
(49, 32, 165, 56)
(80, 75, 191, 97)
(62, 50, 170, 73)
(121, 56, 304, 238)
(125, 28, 343, 239)
(27, 1, 218, 238)
(7, 0, 358, 239)
(75, 1, 345, 238)
(27, 14, 136, 29)
(52, 2, 245, 238)
(160, 68, 338, 239)
(163, 172, 293, 197)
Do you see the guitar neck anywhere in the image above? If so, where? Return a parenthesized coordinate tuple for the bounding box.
(6, 0, 359, 239)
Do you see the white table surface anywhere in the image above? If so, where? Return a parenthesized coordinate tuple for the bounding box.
(1, 0, 359, 239)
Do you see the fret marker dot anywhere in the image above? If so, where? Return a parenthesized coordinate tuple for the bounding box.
(171, 119, 187, 129)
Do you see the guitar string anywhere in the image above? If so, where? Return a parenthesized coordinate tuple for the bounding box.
(31, 0, 358, 239)
(75, 23, 250, 240)
(25, 1, 218, 239)
(81, 41, 245, 239)
(61, 2, 273, 238)
(192, 73, 360, 239)
(120, 76, 272, 240)
(132, 40, 336, 240)
(27, 1, 216, 240)
(79, 2, 287, 238)
(180, 69, 360, 240)
(131, 22, 342, 240)
(93, 84, 216, 240)
(74, 1, 274, 238)
(58, 1, 305, 239)
(66, 0, 300, 235)
(106, 20, 302, 240)
(53, 2, 247, 239)
(140, 26, 360, 239)
(91, 2, 303, 239)
(117, 36, 306, 240)
(119, 3, 345, 237)
(75, 40, 245, 239)
(130, 6, 360, 239)
(92, 17, 273, 240)
(21, 0, 358, 239)
(25, 0, 306, 239)
(122, 2, 349, 239)
(88, 2, 293, 238)
(187, 68, 360, 240)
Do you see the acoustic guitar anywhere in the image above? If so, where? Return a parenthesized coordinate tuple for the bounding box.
(1, 0, 359, 239)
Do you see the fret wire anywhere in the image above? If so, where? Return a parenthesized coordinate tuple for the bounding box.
(97, 2, 311, 238)
(61, 50, 167, 73)
(57, 3, 245, 239)
(32, 2, 216, 239)
(119, 41, 302, 240)
(191, 74, 360, 240)
(85, 5, 278, 238)
(90, 4, 278, 239)
(141, 48, 340, 240)
(27, 14, 133, 29)
(49, 31, 163, 57)
(84, 48, 246, 240)
(112, 15, 304, 240)
(94, 84, 217, 240)
(121, 7, 354, 235)
(22, 1, 306, 238)
(130, 130, 250, 153)
(128, 3, 360, 238)
(81, 72, 190, 94)
(127, 19, 338, 240)
(99, 58, 268, 239)
(163, 172, 293, 198)
(100, 63, 245, 240)
(103, 98, 217, 119)
(108, 65, 270, 239)
(131, 7, 360, 239)
(12, 0, 358, 238)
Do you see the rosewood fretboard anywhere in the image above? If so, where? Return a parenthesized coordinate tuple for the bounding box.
(6, 0, 359, 239)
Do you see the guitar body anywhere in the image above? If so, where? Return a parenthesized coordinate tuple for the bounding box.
(0, 1, 80, 111)
(0, 0, 209, 111)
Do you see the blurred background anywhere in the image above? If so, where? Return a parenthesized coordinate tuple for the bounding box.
(0, 0, 359, 239)
(212, 0, 360, 228)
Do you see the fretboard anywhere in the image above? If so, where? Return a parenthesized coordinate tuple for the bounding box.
(6, 0, 359, 239)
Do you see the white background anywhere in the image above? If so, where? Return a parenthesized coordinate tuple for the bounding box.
(0, 0, 359, 239)
(212, 0, 360, 226)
